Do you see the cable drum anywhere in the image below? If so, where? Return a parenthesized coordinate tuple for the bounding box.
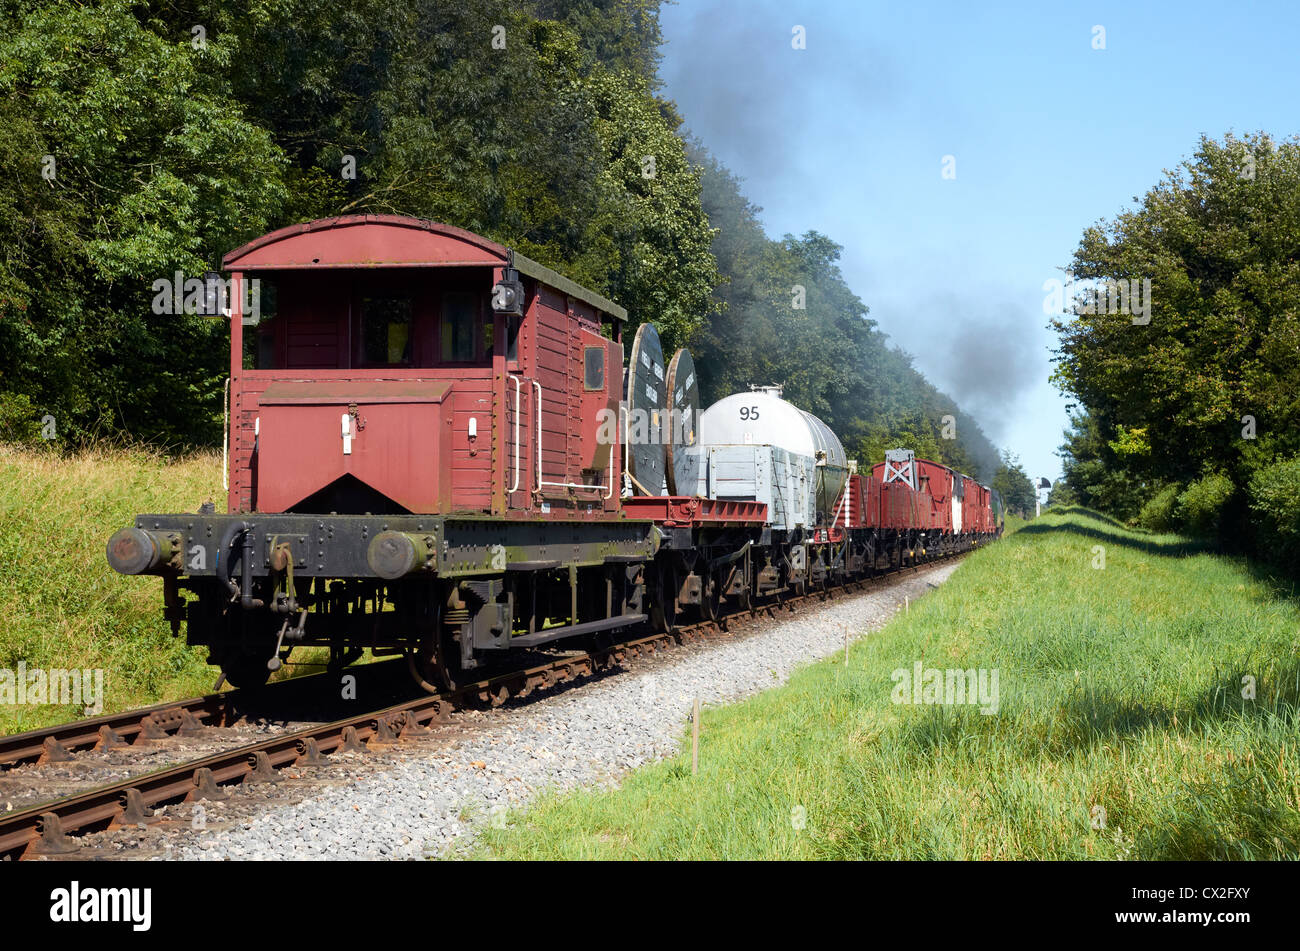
(625, 322, 667, 495)
(664, 348, 701, 496)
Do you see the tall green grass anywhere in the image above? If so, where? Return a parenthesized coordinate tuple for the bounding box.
(477, 509, 1300, 860)
(0, 445, 223, 733)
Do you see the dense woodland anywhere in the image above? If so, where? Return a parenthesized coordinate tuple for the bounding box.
(0, 0, 1009, 485)
(1050, 132, 1300, 566)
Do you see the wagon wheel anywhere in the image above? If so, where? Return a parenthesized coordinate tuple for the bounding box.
(407, 597, 457, 693)
(216, 610, 275, 690)
(701, 571, 723, 625)
(817, 568, 831, 600)
(219, 650, 272, 690)
(407, 635, 458, 694)
(649, 559, 679, 633)
(792, 574, 807, 599)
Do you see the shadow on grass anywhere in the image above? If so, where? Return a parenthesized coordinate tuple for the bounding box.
(1238, 552, 1300, 605)
(1025, 512, 1300, 606)
(1045, 506, 1132, 530)
(1051, 658, 1300, 749)
(875, 658, 1300, 857)
(896, 656, 1300, 762)
(1143, 790, 1299, 858)
(1016, 519, 1217, 558)
(1057, 663, 1300, 858)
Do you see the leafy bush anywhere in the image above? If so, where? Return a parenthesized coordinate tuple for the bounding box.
(0, 391, 43, 444)
(1137, 483, 1181, 532)
(1248, 456, 1300, 560)
(1177, 472, 1235, 536)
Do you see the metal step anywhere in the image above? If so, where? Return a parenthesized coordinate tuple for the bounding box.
(509, 613, 647, 648)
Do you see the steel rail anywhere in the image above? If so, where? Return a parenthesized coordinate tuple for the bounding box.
(0, 665, 357, 769)
(0, 692, 237, 770)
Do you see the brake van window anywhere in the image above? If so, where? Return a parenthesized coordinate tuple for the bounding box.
(361, 296, 412, 366)
(442, 291, 478, 363)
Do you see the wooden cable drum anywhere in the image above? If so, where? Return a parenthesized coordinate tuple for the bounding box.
(625, 322, 667, 495)
(664, 347, 701, 496)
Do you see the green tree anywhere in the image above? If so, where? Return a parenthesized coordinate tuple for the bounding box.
(992, 451, 1037, 517)
(534, 0, 665, 79)
(1054, 410, 1152, 522)
(0, 0, 287, 445)
(0, 0, 716, 444)
(1051, 132, 1300, 534)
(1045, 480, 1078, 508)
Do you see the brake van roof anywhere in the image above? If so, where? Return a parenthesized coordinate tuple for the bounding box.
(222, 214, 627, 322)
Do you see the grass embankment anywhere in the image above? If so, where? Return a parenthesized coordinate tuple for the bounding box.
(0, 445, 223, 733)
(478, 508, 1300, 859)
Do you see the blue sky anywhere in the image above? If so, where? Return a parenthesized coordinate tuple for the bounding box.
(657, 0, 1298, 483)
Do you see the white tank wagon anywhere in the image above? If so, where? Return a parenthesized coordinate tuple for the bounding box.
(698, 385, 850, 524)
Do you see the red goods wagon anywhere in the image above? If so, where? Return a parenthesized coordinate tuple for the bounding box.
(978, 484, 994, 533)
(224, 215, 626, 520)
(870, 458, 925, 533)
(959, 476, 984, 534)
(107, 215, 664, 691)
(914, 459, 954, 534)
(869, 461, 907, 530)
(916, 488, 936, 531)
(844, 472, 882, 529)
(879, 480, 919, 530)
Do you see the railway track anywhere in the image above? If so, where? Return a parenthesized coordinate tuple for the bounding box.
(2, 554, 964, 860)
(0, 665, 358, 771)
(0, 655, 442, 774)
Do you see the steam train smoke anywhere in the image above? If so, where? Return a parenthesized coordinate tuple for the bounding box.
(905, 294, 1042, 442)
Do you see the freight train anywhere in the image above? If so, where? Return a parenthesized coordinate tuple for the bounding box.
(105, 215, 1002, 691)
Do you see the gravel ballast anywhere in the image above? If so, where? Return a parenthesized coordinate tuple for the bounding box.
(163, 562, 960, 861)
